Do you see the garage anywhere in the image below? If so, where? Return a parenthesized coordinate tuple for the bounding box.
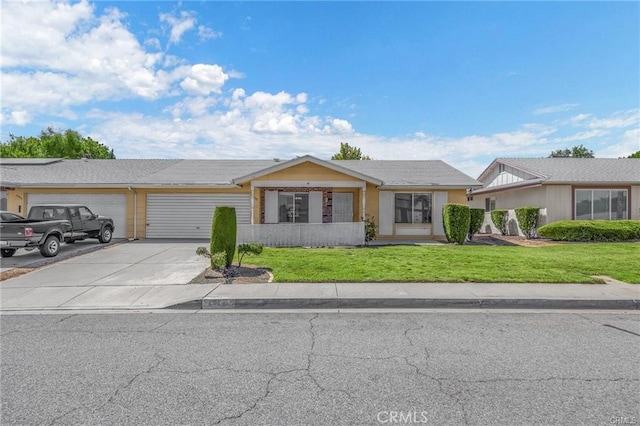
(146, 194, 251, 239)
(27, 193, 127, 238)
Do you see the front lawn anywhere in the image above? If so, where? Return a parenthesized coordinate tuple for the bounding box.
(243, 242, 640, 283)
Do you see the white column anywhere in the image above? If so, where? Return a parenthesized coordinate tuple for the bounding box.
(362, 185, 366, 221)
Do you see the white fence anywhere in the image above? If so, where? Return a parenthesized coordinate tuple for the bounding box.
(238, 222, 365, 247)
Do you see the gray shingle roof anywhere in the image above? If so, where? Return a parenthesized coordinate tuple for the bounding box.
(496, 158, 640, 183)
(0, 157, 481, 188)
(332, 160, 481, 187)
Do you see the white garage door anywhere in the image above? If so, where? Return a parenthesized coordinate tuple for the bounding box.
(27, 193, 127, 238)
(146, 194, 251, 239)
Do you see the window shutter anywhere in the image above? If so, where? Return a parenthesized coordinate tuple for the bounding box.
(309, 191, 323, 223)
(378, 191, 394, 235)
(433, 191, 448, 236)
(332, 193, 353, 222)
(264, 190, 278, 223)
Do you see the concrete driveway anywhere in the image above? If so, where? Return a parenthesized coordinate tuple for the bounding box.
(0, 241, 217, 310)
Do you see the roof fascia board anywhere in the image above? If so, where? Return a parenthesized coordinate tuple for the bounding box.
(476, 158, 547, 182)
(380, 184, 482, 190)
(8, 183, 241, 189)
(498, 160, 547, 179)
(232, 155, 383, 186)
(470, 179, 544, 195)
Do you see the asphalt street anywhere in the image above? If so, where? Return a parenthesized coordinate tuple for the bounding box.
(1, 311, 639, 425)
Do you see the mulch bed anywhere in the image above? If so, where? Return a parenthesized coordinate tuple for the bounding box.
(189, 265, 272, 284)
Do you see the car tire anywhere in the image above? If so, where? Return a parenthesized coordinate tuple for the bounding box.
(39, 235, 60, 257)
(1, 249, 16, 258)
(98, 226, 113, 243)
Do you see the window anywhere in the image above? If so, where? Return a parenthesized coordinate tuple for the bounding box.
(278, 193, 309, 223)
(395, 193, 432, 224)
(485, 197, 496, 212)
(575, 189, 628, 220)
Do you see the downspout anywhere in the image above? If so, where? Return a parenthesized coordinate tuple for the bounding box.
(128, 187, 138, 240)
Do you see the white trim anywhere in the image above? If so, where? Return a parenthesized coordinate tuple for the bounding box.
(252, 180, 366, 188)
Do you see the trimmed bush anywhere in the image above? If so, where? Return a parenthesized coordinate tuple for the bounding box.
(443, 203, 471, 244)
(211, 206, 237, 268)
(468, 208, 485, 241)
(538, 220, 640, 242)
(238, 242, 264, 267)
(491, 209, 509, 235)
(515, 206, 540, 239)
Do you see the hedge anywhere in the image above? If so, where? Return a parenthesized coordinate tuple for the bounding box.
(211, 206, 237, 268)
(515, 206, 539, 239)
(443, 203, 470, 244)
(468, 208, 485, 241)
(490, 209, 509, 235)
(538, 220, 640, 242)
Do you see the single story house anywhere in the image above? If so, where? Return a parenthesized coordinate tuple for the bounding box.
(469, 158, 640, 235)
(1, 155, 481, 246)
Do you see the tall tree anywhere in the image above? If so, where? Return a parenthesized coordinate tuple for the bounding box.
(331, 142, 371, 160)
(628, 151, 640, 158)
(548, 144, 594, 158)
(0, 127, 115, 159)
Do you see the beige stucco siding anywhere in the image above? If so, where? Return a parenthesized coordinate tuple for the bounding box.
(253, 162, 362, 182)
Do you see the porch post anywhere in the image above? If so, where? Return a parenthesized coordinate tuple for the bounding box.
(362, 184, 366, 221)
(250, 183, 255, 225)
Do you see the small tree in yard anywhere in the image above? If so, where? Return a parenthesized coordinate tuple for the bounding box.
(468, 208, 485, 241)
(491, 209, 509, 235)
(211, 206, 237, 268)
(237, 243, 264, 267)
(443, 204, 470, 244)
(515, 207, 540, 239)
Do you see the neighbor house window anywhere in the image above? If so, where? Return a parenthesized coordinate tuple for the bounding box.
(395, 193, 432, 224)
(485, 197, 496, 212)
(575, 189, 628, 220)
(278, 193, 309, 223)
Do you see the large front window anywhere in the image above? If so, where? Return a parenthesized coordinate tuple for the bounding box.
(575, 189, 628, 220)
(395, 193, 432, 223)
(278, 193, 309, 223)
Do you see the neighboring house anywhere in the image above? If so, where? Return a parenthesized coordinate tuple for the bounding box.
(1, 155, 481, 246)
(469, 158, 640, 235)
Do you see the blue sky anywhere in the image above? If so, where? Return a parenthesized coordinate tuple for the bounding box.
(1, 0, 638, 177)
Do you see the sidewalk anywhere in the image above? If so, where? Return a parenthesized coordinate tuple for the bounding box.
(2, 279, 638, 311)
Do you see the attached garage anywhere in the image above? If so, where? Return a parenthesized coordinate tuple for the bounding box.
(146, 194, 251, 239)
(27, 193, 127, 238)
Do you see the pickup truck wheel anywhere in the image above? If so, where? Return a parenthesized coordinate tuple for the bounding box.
(40, 235, 60, 257)
(99, 226, 113, 243)
(1, 249, 16, 258)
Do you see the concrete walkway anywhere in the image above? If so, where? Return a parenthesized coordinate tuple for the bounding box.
(0, 241, 638, 311)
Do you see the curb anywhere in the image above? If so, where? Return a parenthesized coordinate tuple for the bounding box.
(167, 298, 640, 310)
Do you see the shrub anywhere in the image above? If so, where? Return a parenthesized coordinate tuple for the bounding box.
(491, 209, 509, 235)
(211, 206, 237, 268)
(515, 206, 540, 239)
(443, 203, 470, 244)
(238, 242, 264, 267)
(468, 208, 485, 241)
(538, 220, 640, 242)
(195, 247, 227, 268)
(364, 216, 377, 242)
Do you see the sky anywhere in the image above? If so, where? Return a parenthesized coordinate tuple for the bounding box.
(1, 0, 638, 178)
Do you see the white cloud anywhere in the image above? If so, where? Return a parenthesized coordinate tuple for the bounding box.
(533, 103, 579, 115)
(159, 11, 196, 45)
(179, 64, 229, 96)
(586, 109, 640, 129)
(198, 25, 222, 41)
(596, 128, 640, 158)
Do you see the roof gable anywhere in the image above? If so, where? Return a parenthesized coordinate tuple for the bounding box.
(232, 155, 383, 185)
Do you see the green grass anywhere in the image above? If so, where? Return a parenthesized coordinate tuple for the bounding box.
(243, 242, 640, 284)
